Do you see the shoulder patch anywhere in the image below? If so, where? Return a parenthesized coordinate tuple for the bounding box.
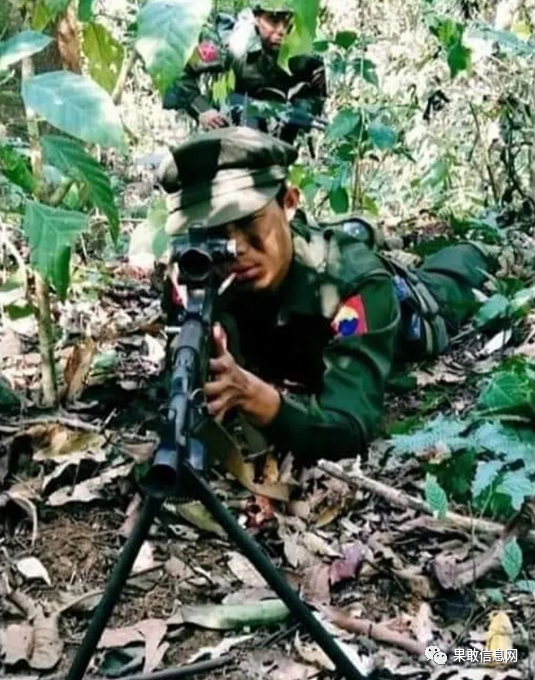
(331, 295, 368, 338)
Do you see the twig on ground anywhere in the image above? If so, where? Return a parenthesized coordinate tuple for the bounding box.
(318, 462, 535, 543)
(325, 606, 426, 656)
(0, 415, 104, 434)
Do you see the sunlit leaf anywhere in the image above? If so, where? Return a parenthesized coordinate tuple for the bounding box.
(22, 71, 126, 149)
(472, 460, 503, 498)
(390, 414, 467, 454)
(82, 22, 124, 94)
(0, 30, 52, 71)
(135, 0, 212, 95)
(497, 470, 533, 511)
(278, 0, 320, 69)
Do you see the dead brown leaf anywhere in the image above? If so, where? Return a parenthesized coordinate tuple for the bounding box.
(45, 463, 132, 506)
(227, 551, 267, 588)
(137, 619, 168, 673)
(301, 563, 331, 605)
(329, 541, 368, 586)
(30, 610, 63, 670)
(271, 658, 318, 680)
(412, 359, 466, 387)
(0, 623, 34, 666)
(410, 603, 434, 645)
(62, 338, 97, 403)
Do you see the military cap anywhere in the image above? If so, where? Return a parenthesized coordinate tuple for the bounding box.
(252, 1, 294, 15)
(158, 127, 298, 235)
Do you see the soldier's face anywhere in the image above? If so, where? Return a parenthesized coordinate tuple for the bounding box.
(255, 12, 292, 52)
(217, 186, 299, 292)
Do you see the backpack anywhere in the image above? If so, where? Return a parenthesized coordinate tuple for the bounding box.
(310, 213, 449, 357)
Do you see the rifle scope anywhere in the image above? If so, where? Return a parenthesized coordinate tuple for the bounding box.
(171, 226, 237, 285)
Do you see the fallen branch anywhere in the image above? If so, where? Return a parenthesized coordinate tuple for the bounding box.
(319, 462, 535, 543)
(325, 606, 426, 657)
(0, 414, 105, 434)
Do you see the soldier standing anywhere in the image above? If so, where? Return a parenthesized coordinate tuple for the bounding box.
(163, 2, 327, 145)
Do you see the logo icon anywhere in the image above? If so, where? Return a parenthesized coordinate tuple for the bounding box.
(425, 646, 448, 665)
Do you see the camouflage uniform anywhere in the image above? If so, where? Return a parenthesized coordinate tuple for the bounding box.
(163, 6, 327, 144)
(158, 128, 496, 463)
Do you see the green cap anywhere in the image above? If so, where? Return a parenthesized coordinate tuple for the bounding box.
(158, 127, 297, 235)
(253, 1, 294, 14)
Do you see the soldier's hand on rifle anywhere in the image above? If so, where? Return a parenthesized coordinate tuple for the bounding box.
(204, 324, 280, 426)
(199, 109, 230, 130)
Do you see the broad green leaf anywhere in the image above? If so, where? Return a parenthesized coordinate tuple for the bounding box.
(447, 43, 471, 78)
(369, 123, 397, 150)
(515, 579, 535, 593)
(135, 0, 212, 95)
(497, 470, 534, 511)
(278, 0, 320, 69)
(41, 135, 119, 242)
(329, 186, 349, 214)
(82, 22, 124, 94)
(478, 365, 535, 418)
(391, 414, 467, 455)
(353, 58, 378, 87)
(0, 30, 52, 71)
(425, 474, 448, 519)
(78, 0, 95, 22)
(31, 1, 54, 31)
(472, 460, 503, 498)
(44, 0, 71, 14)
(181, 600, 289, 631)
(0, 144, 36, 194)
(22, 71, 126, 149)
(511, 287, 535, 312)
(501, 537, 523, 581)
(335, 31, 357, 50)
(327, 109, 361, 140)
(474, 294, 510, 328)
(469, 422, 534, 468)
(433, 18, 462, 48)
(23, 201, 89, 299)
(4, 302, 33, 320)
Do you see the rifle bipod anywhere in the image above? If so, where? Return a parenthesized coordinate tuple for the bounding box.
(64, 457, 363, 680)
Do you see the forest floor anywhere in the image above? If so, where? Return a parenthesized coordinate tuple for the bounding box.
(1, 83, 534, 680)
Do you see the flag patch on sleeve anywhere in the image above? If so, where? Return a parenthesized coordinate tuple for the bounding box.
(331, 295, 369, 338)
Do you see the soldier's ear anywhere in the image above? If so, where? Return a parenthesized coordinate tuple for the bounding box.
(282, 185, 300, 222)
